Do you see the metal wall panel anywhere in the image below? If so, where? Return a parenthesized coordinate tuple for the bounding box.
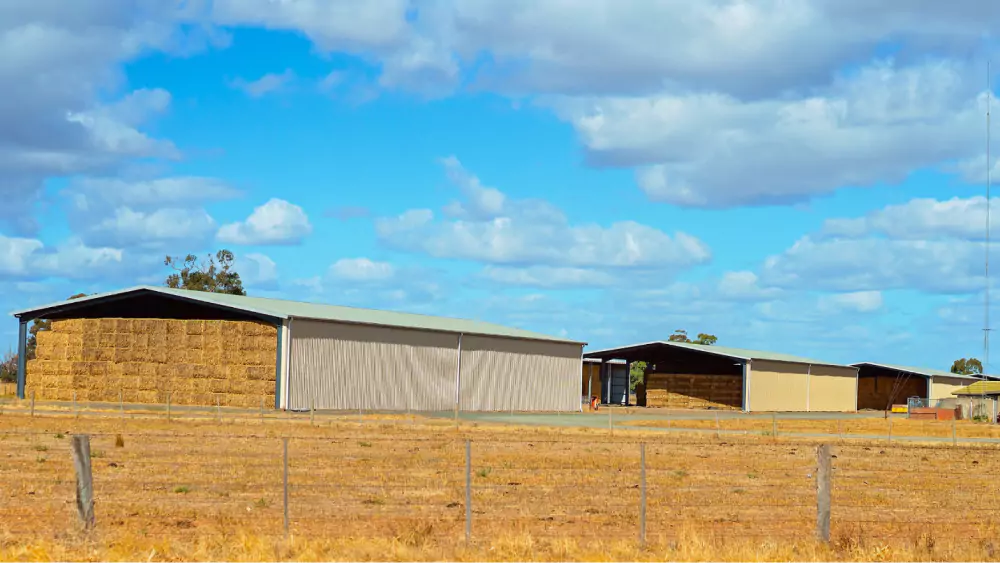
(931, 376, 969, 401)
(458, 335, 582, 412)
(747, 360, 809, 412)
(288, 320, 457, 411)
(807, 365, 858, 412)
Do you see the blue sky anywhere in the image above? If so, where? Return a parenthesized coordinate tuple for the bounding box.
(4, 1, 1000, 372)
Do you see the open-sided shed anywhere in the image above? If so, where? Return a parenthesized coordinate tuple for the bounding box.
(584, 341, 858, 412)
(850, 362, 980, 411)
(11, 286, 585, 412)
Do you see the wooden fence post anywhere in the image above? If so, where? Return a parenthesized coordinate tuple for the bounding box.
(70, 435, 95, 530)
(639, 443, 647, 547)
(816, 444, 832, 542)
(283, 437, 289, 536)
(465, 439, 472, 542)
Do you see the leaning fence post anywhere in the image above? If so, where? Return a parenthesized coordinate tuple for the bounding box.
(465, 439, 472, 542)
(816, 444, 832, 542)
(73, 391, 78, 419)
(283, 437, 289, 536)
(639, 443, 647, 547)
(715, 412, 721, 439)
(310, 400, 315, 426)
(70, 434, 95, 530)
(888, 416, 893, 444)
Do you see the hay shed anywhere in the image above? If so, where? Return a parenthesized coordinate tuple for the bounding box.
(850, 362, 981, 411)
(581, 358, 629, 406)
(11, 286, 585, 412)
(584, 341, 858, 412)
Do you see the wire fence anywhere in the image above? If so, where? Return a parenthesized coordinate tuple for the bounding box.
(4, 430, 1000, 545)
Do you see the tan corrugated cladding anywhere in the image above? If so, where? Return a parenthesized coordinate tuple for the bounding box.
(931, 376, 970, 401)
(458, 335, 582, 412)
(288, 321, 581, 412)
(807, 364, 857, 412)
(857, 374, 925, 410)
(748, 360, 856, 412)
(287, 320, 458, 411)
(644, 373, 741, 409)
(26, 318, 277, 408)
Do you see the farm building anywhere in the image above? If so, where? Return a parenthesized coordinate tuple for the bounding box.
(11, 286, 585, 412)
(584, 341, 858, 412)
(850, 363, 980, 411)
(581, 358, 629, 406)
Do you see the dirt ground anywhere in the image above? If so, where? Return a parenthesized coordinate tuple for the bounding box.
(3, 409, 1000, 561)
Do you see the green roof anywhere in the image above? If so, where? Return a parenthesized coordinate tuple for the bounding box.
(584, 340, 853, 368)
(952, 381, 1000, 395)
(11, 285, 583, 345)
(851, 362, 980, 381)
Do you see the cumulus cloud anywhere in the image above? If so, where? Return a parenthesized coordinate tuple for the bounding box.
(376, 157, 710, 271)
(329, 258, 396, 281)
(555, 60, 989, 207)
(240, 253, 278, 288)
(760, 236, 988, 294)
(0, 235, 125, 280)
(62, 176, 238, 250)
(717, 271, 782, 301)
(218, 199, 313, 245)
(481, 266, 617, 288)
(823, 196, 998, 241)
(229, 69, 296, 97)
(818, 291, 884, 314)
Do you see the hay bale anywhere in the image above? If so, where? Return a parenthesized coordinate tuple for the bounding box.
(247, 366, 274, 381)
(186, 334, 204, 350)
(133, 333, 149, 348)
(203, 321, 222, 338)
(221, 321, 241, 338)
(202, 348, 222, 365)
(115, 319, 133, 333)
(82, 319, 100, 335)
(165, 333, 185, 349)
(115, 334, 133, 348)
(98, 319, 116, 333)
(66, 334, 85, 349)
(52, 319, 84, 334)
(148, 333, 167, 348)
(185, 320, 204, 335)
(148, 349, 167, 364)
(98, 333, 116, 349)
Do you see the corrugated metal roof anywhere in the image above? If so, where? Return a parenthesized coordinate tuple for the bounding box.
(584, 340, 853, 368)
(851, 362, 981, 381)
(10, 285, 584, 345)
(952, 381, 1000, 395)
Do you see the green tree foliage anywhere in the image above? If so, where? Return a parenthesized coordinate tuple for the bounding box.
(165, 250, 246, 296)
(951, 357, 984, 376)
(0, 350, 16, 383)
(629, 361, 647, 392)
(668, 329, 718, 345)
(26, 293, 89, 360)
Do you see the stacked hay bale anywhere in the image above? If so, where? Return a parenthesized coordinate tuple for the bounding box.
(26, 318, 277, 408)
(644, 373, 741, 410)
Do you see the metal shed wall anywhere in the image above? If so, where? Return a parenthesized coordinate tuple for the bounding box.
(931, 376, 971, 401)
(459, 335, 581, 412)
(748, 360, 809, 412)
(287, 320, 457, 411)
(749, 360, 857, 412)
(807, 364, 858, 412)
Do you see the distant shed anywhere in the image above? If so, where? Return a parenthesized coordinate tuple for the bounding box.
(585, 341, 858, 412)
(850, 363, 979, 410)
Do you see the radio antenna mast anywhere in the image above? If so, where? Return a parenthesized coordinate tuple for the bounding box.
(986, 61, 992, 382)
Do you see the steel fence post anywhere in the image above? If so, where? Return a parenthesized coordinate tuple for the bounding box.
(640, 443, 647, 547)
(283, 437, 289, 536)
(816, 444, 831, 542)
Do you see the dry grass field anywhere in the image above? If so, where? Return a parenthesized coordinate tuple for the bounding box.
(3, 407, 1000, 561)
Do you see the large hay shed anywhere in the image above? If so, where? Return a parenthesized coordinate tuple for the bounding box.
(850, 362, 980, 411)
(12, 286, 585, 412)
(584, 341, 858, 412)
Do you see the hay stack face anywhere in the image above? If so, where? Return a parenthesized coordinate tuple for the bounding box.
(26, 318, 277, 407)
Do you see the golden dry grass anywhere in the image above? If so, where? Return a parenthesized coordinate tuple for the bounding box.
(2, 409, 1000, 561)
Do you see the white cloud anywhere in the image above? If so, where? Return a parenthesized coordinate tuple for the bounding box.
(440, 155, 506, 219)
(66, 176, 241, 209)
(218, 199, 313, 245)
(329, 258, 396, 282)
(823, 196, 998, 241)
(554, 59, 987, 207)
(0, 235, 124, 280)
(376, 157, 710, 269)
(229, 69, 296, 97)
(85, 207, 216, 249)
(717, 271, 781, 301)
(0, 236, 43, 276)
(760, 236, 987, 293)
(818, 291, 884, 314)
(241, 253, 278, 287)
(481, 266, 617, 288)
(209, 0, 411, 52)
